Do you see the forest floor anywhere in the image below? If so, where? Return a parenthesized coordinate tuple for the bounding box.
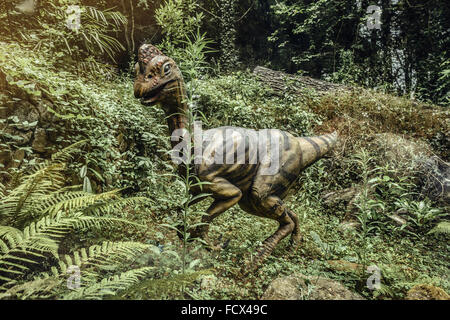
(115, 74, 449, 300)
(1, 42, 448, 299)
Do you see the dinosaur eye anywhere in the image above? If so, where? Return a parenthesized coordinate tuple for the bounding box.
(147, 74, 152, 79)
(163, 63, 171, 74)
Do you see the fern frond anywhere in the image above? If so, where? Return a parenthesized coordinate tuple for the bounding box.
(82, 197, 152, 216)
(50, 140, 88, 164)
(63, 267, 156, 300)
(0, 182, 5, 198)
(0, 213, 76, 283)
(84, 6, 127, 29)
(118, 269, 213, 299)
(36, 189, 121, 217)
(0, 277, 62, 300)
(58, 241, 156, 277)
(0, 163, 66, 219)
(0, 211, 143, 285)
(79, 6, 126, 61)
(0, 241, 157, 298)
(428, 221, 450, 235)
(71, 215, 144, 231)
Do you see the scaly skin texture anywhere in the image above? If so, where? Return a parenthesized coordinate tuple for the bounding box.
(133, 44, 338, 270)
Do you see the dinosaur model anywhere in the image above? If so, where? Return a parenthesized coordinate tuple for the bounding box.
(133, 44, 338, 269)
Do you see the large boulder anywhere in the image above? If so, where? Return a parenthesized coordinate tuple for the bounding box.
(417, 156, 449, 203)
(406, 284, 450, 300)
(261, 273, 364, 300)
(31, 127, 48, 153)
(323, 133, 449, 210)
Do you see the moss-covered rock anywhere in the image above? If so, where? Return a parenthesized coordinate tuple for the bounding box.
(406, 284, 450, 300)
(262, 273, 364, 300)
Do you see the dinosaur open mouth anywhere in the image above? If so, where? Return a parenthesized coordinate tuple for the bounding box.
(141, 87, 164, 104)
(141, 80, 175, 105)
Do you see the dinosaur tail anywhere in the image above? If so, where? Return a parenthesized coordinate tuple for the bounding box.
(297, 131, 338, 168)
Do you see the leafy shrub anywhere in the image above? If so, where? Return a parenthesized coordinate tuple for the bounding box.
(1, 1, 126, 65)
(195, 72, 319, 134)
(0, 41, 170, 197)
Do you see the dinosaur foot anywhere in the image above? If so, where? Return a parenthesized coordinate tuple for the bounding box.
(288, 233, 302, 253)
(176, 224, 208, 242)
(188, 228, 225, 252)
(240, 242, 275, 276)
(204, 242, 222, 252)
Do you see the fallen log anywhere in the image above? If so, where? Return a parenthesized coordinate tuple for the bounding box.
(252, 66, 349, 96)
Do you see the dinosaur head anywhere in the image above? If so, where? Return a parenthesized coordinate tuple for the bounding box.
(134, 44, 184, 106)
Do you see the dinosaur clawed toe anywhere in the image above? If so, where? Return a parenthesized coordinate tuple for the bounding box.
(288, 233, 302, 252)
(239, 241, 275, 276)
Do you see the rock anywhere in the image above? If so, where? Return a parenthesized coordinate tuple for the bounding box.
(327, 260, 364, 273)
(12, 100, 39, 124)
(418, 156, 449, 204)
(323, 187, 361, 218)
(11, 149, 25, 168)
(261, 273, 364, 300)
(387, 214, 407, 226)
(338, 220, 360, 231)
(31, 127, 47, 153)
(200, 275, 217, 291)
(36, 99, 54, 123)
(116, 133, 128, 152)
(406, 284, 450, 300)
(323, 187, 359, 204)
(0, 148, 10, 167)
(16, 130, 33, 146)
(371, 133, 449, 203)
(372, 133, 431, 166)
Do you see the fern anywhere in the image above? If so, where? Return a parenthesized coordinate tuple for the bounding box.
(82, 197, 152, 216)
(0, 241, 158, 299)
(0, 163, 66, 220)
(0, 182, 5, 199)
(77, 6, 127, 61)
(0, 141, 87, 222)
(58, 241, 156, 271)
(51, 140, 88, 164)
(0, 212, 73, 284)
(0, 141, 151, 295)
(37, 189, 122, 217)
(0, 277, 63, 300)
(62, 267, 156, 300)
(117, 269, 213, 299)
(428, 221, 450, 235)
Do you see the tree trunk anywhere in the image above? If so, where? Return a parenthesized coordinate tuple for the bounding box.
(252, 66, 349, 96)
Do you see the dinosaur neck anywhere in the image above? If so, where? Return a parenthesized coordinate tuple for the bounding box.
(164, 78, 189, 149)
(164, 78, 192, 178)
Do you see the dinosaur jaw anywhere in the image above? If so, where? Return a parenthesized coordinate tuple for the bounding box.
(141, 91, 162, 105)
(141, 87, 163, 105)
(140, 80, 176, 106)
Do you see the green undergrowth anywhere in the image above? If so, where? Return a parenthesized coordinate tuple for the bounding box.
(1, 41, 448, 300)
(0, 41, 172, 196)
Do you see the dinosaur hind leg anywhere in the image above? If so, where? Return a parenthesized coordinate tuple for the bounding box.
(287, 209, 301, 246)
(247, 195, 296, 269)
